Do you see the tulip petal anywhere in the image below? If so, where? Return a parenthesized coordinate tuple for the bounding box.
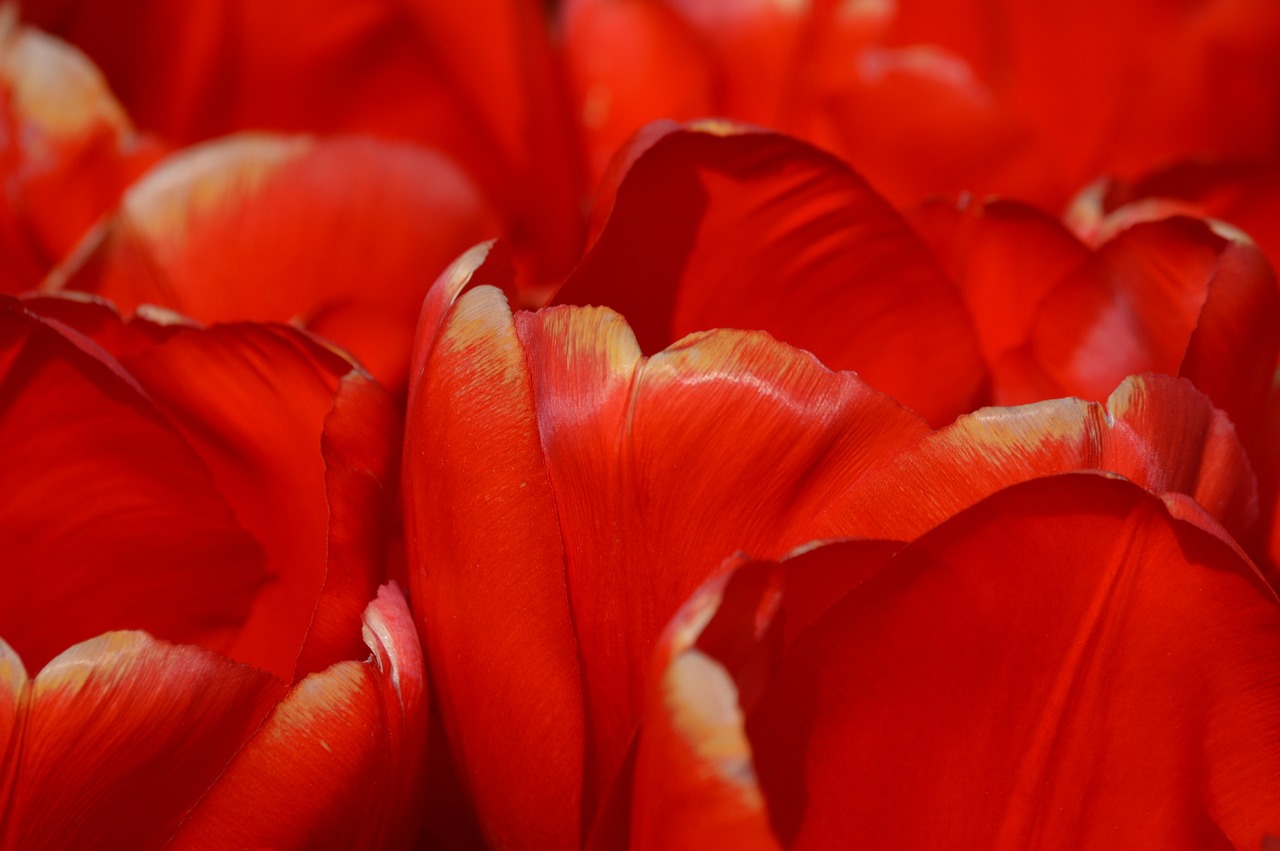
(0, 633, 283, 850)
(1021, 218, 1280, 439)
(514, 304, 931, 816)
(0, 296, 264, 671)
(845, 373, 1259, 544)
(748, 474, 1280, 849)
(168, 584, 427, 850)
(553, 124, 987, 425)
(405, 282, 586, 851)
(907, 197, 1090, 371)
(0, 13, 162, 293)
(110, 321, 393, 682)
(22, 0, 583, 284)
(47, 134, 498, 391)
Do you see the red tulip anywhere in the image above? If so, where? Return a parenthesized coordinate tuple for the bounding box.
(555, 123, 1280, 438)
(0, 293, 427, 848)
(42, 132, 500, 393)
(562, 0, 1280, 211)
(18, 0, 585, 285)
(404, 239, 1265, 848)
(633, 474, 1280, 849)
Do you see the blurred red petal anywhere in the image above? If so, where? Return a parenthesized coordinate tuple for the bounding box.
(168, 585, 427, 850)
(749, 475, 1280, 848)
(22, 0, 583, 283)
(0, 296, 264, 670)
(554, 125, 986, 425)
(0, 633, 283, 850)
(0, 14, 163, 293)
(46, 134, 497, 391)
(563, 0, 715, 182)
(847, 373, 1259, 544)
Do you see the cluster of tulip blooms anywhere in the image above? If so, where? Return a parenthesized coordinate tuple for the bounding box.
(3, 0, 1280, 848)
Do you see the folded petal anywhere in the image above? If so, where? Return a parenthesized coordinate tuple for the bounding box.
(748, 474, 1280, 849)
(846, 373, 1259, 544)
(47, 133, 498, 391)
(0, 633, 283, 850)
(168, 584, 427, 850)
(0, 296, 264, 671)
(554, 124, 986, 425)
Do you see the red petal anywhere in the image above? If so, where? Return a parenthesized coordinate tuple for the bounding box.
(846, 373, 1259, 545)
(907, 196, 1089, 372)
(748, 475, 1280, 849)
(0, 296, 264, 670)
(47, 134, 498, 391)
(404, 282, 586, 850)
(1018, 218, 1280, 439)
(22, 0, 583, 284)
(514, 304, 931, 818)
(554, 125, 987, 425)
(562, 0, 715, 182)
(0, 633, 283, 850)
(168, 585, 427, 850)
(113, 321, 392, 682)
(0, 16, 163, 293)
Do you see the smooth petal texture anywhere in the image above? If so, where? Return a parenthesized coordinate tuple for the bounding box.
(886, 0, 1280, 202)
(553, 125, 986, 425)
(21, 0, 584, 283)
(0, 295, 264, 671)
(0, 13, 163, 293)
(846, 373, 1259, 545)
(907, 196, 1090, 370)
(562, 0, 715, 183)
(110, 321, 391, 682)
(513, 304, 931, 820)
(167, 585, 427, 850)
(0, 632, 284, 850)
(1014, 218, 1280, 441)
(631, 538, 904, 850)
(406, 280, 586, 851)
(46, 133, 498, 391)
(747, 475, 1280, 849)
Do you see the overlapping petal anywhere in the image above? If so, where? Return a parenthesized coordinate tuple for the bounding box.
(46, 133, 498, 391)
(553, 123, 987, 426)
(405, 246, 933, 845)
(640, 475, 1280, 849)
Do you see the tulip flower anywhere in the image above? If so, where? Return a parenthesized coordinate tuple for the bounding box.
(18, 0, 585, 284)
(0, 293, 427, 847)
(404, 237, 1267, 848)
(562, 0, 1280, 212)
(633, 474, 1280, 850)
(42, 132, 500, 392)
(558, 123, 1280, 437)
